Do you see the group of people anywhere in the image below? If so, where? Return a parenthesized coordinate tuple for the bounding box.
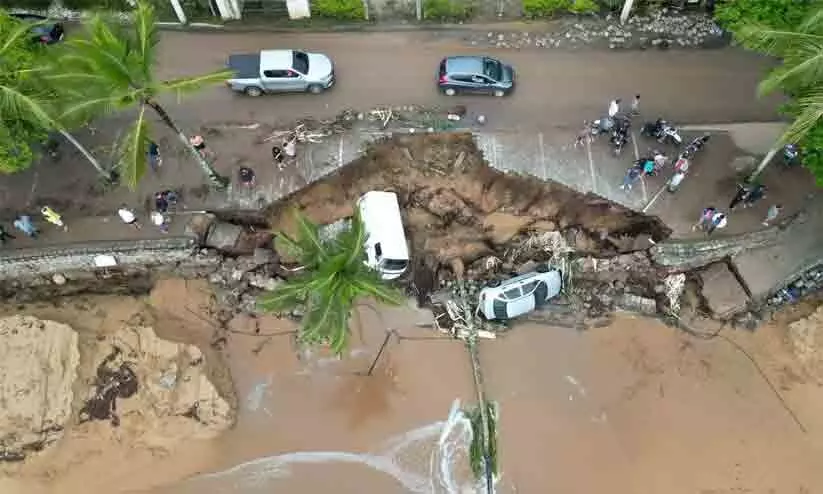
(691, 184, 782, 236)
(0, 207, 66, 245)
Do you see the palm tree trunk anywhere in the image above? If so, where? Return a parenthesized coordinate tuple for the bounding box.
(58, 129, 108, 177)
(144, 99, 228, 189)
(620, 0, 634, 24)
(748, 145, 779, 182)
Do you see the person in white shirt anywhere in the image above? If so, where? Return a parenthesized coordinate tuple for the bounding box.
(117, 206, 140, 229)
(608, 98, 621, 118)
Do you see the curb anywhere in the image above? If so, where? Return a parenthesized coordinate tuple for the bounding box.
(154, 19, 541, 34)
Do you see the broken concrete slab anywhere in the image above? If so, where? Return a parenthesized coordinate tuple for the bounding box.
(699, 262, 750, 319)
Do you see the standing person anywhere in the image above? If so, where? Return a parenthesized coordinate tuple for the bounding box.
(608, 98, 621, 118)
(0, 225, 16, 244)
(621, 165, 642, 190)
(154, 192, 169, 214)
(729, 183, 751, 210)
(743, 184, 766, 208)
(238, 166, 256, 187)
(763, 204, 782, 226)
(148, 141, 162, 171)
(707, 211, 727, 235)
(190, 135, 209, 159)
(631, 94, 640, 115)
(574, 121, 590, 148)
(271, 145, 283, 164)
(41, 206, 67, 231)
(117, 206, 141, 230)
(13, 214, 38, 238)
(692, 206, 717, 232)
(653, 151, 667, 171)
(151, 211, 168, 233)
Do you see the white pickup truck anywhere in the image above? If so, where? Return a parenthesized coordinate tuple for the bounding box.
(226, 49, 335, 97)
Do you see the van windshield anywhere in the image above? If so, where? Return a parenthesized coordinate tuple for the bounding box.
(382, 259, 408, 271)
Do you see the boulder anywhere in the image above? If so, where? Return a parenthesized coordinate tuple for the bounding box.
(0, 316, 80, 458)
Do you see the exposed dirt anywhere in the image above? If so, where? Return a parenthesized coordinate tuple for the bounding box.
(267, 133, 671, 280)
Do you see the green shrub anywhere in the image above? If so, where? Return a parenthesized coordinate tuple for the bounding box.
(423, 0, 473, 21)
(714, 0, 813, 32)
(568, 0, 598, 14)
(310, 0, 365, 20)
(0, 0, 53, 10)
(522, 0, 568, 18)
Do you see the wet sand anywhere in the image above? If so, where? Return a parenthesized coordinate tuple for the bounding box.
(3, 280, 823, 493)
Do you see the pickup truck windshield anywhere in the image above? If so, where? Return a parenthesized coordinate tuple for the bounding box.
(292, 51, 309, 75)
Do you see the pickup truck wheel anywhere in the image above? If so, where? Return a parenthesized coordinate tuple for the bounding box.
(307, 84, 323, 94)
(493, 89, 506, 97)
(244, 86, 263, 97)
(443, 88, 456, 96)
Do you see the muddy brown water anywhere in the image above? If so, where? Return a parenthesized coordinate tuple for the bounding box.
(3, 279, 823, 493)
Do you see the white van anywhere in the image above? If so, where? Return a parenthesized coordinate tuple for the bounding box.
(357, 191, 410, 280)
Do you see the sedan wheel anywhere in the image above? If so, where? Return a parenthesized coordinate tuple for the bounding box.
(444, 88, 456, 96)
(493, 89, 505, 97)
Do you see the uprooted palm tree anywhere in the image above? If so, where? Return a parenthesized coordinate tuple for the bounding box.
(51, 0, 232, 189)
(737, 7, 823, 179)
(257, 210, 406, 355)
(0, 11, 105, 175)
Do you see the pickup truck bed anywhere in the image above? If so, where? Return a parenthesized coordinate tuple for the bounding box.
(227, 53, 260, 79)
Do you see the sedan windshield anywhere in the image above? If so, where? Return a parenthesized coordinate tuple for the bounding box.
(292, 51, 309, 75)
(483, 59, 502, 81)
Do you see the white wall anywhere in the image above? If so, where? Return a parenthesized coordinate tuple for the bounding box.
(287, 0, 310, 18)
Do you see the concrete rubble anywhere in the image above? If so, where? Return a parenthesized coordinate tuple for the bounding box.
(470, 11, 726, 50)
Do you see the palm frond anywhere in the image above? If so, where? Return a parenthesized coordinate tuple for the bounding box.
(256, 277, 312, 312)
(0, 85, 56, 130)
(338, 210, 368, 269)
(158, 70, 234, 98)
(351, 274, 406, 306)
(292, 210, 330, 265)
(133, 0, 160, 81)
(0, 17, 42, 57)
(62, 18, 139, 90)
(780, 90, 823, 144)
(117, 104, 150, 189)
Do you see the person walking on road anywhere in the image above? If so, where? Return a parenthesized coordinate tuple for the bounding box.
(117, 206, 141, 230)
(148, 141, 162, 172)
(743, 184, 766, 208)
(41, 206, 67, 231)
(574, 121, 590, 149)
(729, 183, 750, 210)
(608, 98, 621, 118)
(621, 165, 642, 190)
(238, 166, 256, 187)
(151, 211, 168, 233)
(707, 211, 727, 235)
(693, 206, 717, 232)
(631, 94, 640, 116)
(763, 204, 782, 226)
(13, 215, 38, 238)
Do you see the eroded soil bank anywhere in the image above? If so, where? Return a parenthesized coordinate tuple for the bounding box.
(3, 281, 823, 494)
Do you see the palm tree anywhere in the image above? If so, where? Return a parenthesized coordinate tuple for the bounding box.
(257, 210, 406, 355)
(51, 1, 231, 189)
(0, 12, 107, 176)
(737, 8, 823, 179)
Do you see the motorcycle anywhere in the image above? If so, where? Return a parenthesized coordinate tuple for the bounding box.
(610, 127, 630, 156)
(590, 117, 614, 136)
(641, 118, 682, 146)
(684, 134, 710, 156)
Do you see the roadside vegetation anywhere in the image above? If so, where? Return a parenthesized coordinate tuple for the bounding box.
(717, 0, 823, 184)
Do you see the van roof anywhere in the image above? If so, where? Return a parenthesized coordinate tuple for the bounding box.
(358, 191, 409, 260)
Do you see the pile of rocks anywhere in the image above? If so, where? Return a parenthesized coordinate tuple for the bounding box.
(766, 263, 823, 309)
(468, 11, 726, 50)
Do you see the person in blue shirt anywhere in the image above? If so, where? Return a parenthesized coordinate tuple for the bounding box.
(13, 215, 38, 238)
(148, 141, 161, 171)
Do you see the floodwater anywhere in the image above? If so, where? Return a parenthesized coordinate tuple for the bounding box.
(3, 279, 823, 494)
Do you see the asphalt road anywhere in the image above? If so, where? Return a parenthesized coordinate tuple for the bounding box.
(156, 30, 784, 131)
